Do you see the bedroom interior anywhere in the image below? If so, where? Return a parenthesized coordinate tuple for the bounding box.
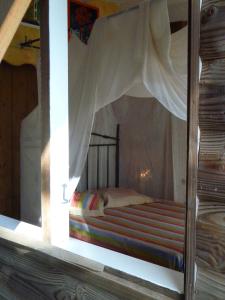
(3, 0, 225, 300)
(66, 0, 188, 277)
(2, 0, 224, 299)
(0, 0, 188, 284)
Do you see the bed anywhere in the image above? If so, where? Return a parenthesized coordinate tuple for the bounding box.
(70, 200, 185, 272)
(69, 125, 185, 272)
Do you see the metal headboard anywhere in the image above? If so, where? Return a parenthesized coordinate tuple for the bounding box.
(85, 124, 120, 190)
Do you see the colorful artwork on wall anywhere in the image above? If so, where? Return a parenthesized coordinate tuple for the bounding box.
(68, 0, 99, 44)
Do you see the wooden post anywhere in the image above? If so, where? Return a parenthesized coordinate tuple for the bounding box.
(40, 0, 69, 243)
(185, 0, 201, 299)
(0, 0, 32, 62)
(195, 0, 225, 299)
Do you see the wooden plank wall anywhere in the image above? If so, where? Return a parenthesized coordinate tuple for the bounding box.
(0, 237, 181, 300)
(195, 0, 225, 299)
(0, 62, 38, 219)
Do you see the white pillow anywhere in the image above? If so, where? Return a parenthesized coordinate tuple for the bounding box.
(103, 188, 153, 208)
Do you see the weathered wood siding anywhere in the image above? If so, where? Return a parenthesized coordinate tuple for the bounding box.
(0, 237, 181, 300)
(0, 0, 13, 25)
(195, 0, 225, 299)
(0, 0, 32, 62)
(0, 62, 38, 219)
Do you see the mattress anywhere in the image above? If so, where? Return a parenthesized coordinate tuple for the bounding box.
(69, 201, 185, 272)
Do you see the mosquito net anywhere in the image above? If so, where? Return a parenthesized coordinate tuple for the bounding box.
(69, 0, 187, 190)
(20, 0, 187, 224)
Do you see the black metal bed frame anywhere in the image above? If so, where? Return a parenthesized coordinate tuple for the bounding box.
(85, 124, 120, 190)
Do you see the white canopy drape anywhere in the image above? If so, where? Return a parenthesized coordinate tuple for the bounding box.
(69, 0, 187, 186)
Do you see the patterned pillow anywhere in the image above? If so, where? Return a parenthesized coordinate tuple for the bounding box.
(70, 191, 104, 217)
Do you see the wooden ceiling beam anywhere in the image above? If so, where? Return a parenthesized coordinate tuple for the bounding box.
(0, 0, 32, 63)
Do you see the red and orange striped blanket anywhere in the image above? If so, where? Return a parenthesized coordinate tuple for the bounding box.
(69, 201, 185, 271)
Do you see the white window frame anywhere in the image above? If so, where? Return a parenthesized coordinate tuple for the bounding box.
(0, 0, 201, 298)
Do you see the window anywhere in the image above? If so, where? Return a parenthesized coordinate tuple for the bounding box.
(0, 1, 200, 299)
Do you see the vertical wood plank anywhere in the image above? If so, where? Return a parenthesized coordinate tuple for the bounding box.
(11, 65, 27, 219)
(185, 0, 201, 299)
(40, 0, 51, 241)
(0, 62, 38, 219)
(11, 65, 38, 219)
(0, 63, 12, 216)
(195, 0, 225, 299)
(40, 0, 69, 243)
(0, 0, 32, 62)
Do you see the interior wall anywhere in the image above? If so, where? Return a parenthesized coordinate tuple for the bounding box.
(0, 62, 38, 219)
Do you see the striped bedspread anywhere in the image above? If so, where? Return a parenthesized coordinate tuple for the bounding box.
(69, 201, 185, 272)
